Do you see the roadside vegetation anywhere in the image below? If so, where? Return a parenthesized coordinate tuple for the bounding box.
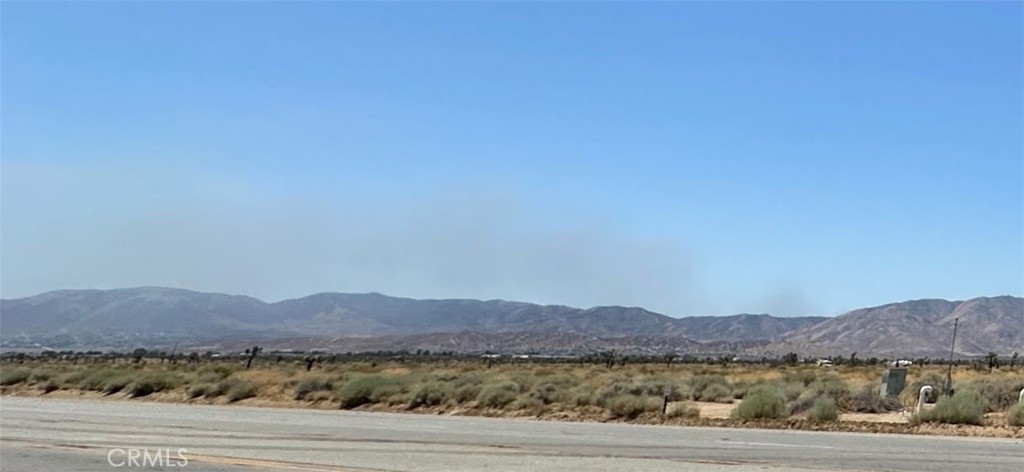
(1, 355, 1021, 433)
(912, 391, 986, 426)
(1005, 402, 1024, 427)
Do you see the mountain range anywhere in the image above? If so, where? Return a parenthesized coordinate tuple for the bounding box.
(0, 287, 1020, 357)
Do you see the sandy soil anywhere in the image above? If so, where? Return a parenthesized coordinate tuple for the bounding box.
(840, 412, 909, 423)
(691, 401, 735, 419)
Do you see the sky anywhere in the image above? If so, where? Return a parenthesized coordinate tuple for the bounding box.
(2, 2, 1022, 317)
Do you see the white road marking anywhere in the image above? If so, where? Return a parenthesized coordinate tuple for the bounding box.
(723, 441, 834, 450)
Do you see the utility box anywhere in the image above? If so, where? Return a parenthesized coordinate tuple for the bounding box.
(880, 368, 907, 397)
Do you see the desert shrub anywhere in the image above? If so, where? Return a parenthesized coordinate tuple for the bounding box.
(689, 375, 729, 401)
(731, 388, 785, 420)
(847, 387, 902, 413)
(1005, 402, 1024, 427)
(374, 381, 407, 404)
(195, 364, 237, 374)
(960, 379, 1024, 413)
(101, 374, 135, 394)
(225, 381, 257, 402)
(779, 381, 805, 402)
(675, 384, 694, 401)
(508, 372, 539, 391)
(57, 370, 89, 388)
(335, 376, 380, 409)
(452, 372, 485, 388)
(638, 377, 684, 401)
(594, 382, 635, 405)
(807, 398, 839, 422)
(786, 391, 819, 416)
(384, 391, 411, 405)
(431, 371, 460, 382)
(453, 384, 482, 403)
(194, 366, 241, 385)
(336, 375, 402, 409)
(78, 369, 122, 391)
(914, 391, 985, 425)
(293, 377, 333, 401)
(571, 387, 596, 406)
(512, 396, 546, 413)
(782, 370, 819, 387)
(530, 382, 572, 405)
(197, 364, 238, 378)
(407, 381, 453, 409)
(127, 372, 182, 398)
(604, 393, 659, 419)
(194, 372, 228, 385)
(806, 375, 850, 404)
(701, 383, 734, 403)
(537, 373, 577, 388)
(40, 379, 60, 394)
(347, 362, 385, 374)
(667, 403, 701, 419)
(28, 369, 55, 384)
(907, 373, 945, 404)
(0, 368, 32, 386)
(786, 376, 850, 416)
(202, 378, 238, 399)
(533, 367, 556, 377)
(476, 381, 519, 408)
(187, 383, 212, 399)
(730, 381, 749, 400)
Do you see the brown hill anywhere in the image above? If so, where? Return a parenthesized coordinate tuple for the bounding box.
(778, 296, 1023, 357)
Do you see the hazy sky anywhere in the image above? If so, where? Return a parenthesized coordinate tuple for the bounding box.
(2, 2, 1022, 317)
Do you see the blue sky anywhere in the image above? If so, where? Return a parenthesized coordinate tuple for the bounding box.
(2, 2, 1022, 317)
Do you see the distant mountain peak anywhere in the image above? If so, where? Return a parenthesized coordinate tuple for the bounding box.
(1, 288, 1019, 356)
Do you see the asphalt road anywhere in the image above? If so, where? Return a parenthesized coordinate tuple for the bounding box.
(1, 397, 1021, 472)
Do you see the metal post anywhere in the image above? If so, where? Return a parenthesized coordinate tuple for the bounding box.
(942, 317, 958, 396)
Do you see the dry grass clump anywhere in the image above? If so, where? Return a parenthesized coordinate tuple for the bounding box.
(731, 388, 785, 420)
(688, 375, 731, 402)
(601, 393, 660, 419)
(225, 380, 258, 402)
(913, 391, 985, 426)
(1005, 402, 1024, 427)
(407, 380, 454, 409)
(476, 381, 519, 408)
(807, 397, 839, 422)
(293, 377, 333, 401)
(786, 375, 850, 416)
(336, 375, 405, 409)
(126, 372, 183, 398)
(958, 378, 1024, 413)
(0, 368, 33, 386)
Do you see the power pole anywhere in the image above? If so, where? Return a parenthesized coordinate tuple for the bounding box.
(942, 317, 958, 396)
